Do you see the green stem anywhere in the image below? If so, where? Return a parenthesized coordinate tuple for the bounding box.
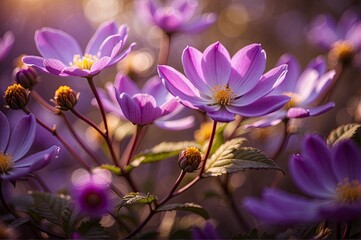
(126, 125, 143, 166)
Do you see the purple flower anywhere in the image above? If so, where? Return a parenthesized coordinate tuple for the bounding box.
(192, 222, 220, 239)
(72, 168, 112, 218)
(23, 21, 135, 78)
(244, 134, 361, 225)
(307, 9, 361, 65)
(137, 0, 217, 34)
(0, 31, 14, 61)
(158, 42, 290, 122)
(0, 112, 59, 181)
(109, 73, 193, 127)
(246, 54, 335, 128)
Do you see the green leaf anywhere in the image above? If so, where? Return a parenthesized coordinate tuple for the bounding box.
(327, 123, 361, 145)
(76, 220, 109, 239)
(61, 205, 82, 236)
(119, 192, 157, 208)
(203, 138, 283, 177)
(30, 191, 70, 225)
(100, 164, 122, 176)
(130, 141, 200, 169)
(157, 203, 209, 219)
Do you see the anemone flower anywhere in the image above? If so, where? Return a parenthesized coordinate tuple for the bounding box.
(111, 74, 191, 127)
(72, 168, 112, 218)
(0, 31, 14, 61)
(244, 134, 361, 225)
(23, 21, 135, 78)
(158, 42, 290, 122)
(307, 9, 361, 65)
(246, 54, 335, 128)
(0, 112, 59, 181)
(138, 0, 216, 34)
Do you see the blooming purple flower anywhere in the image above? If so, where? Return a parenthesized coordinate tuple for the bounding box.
(246, 54, 335, 128)
(72, 168, 112, 218)
(0, 112, 59, 181)
(244, 134, 361, 225)
(137, 0, 217, 34)
(108, 73, 193, 127)
(0, 31, 14, 61)
(158, 42, 290, 122)
(23, 21, 135, 78)
(307, 9, 361, 65)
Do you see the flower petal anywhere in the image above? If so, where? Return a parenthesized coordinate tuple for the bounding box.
(116, 92, 141, 125)
(244, 111, 286, 128)
(85, 21, 119, 55)
(303, 70, 336, 105)
(35, 27, 82, 64)
(114, 73, 140, 95)
(207, 107, 235, 122)
(15, 145, 59, 170)
(229, 44, 266, 95)
(287, 107, 309, 118)
(22, 56, 48, 72)
(274, 54, 300, 93)
(90, 56, 111, 73)
(43, 58, 67, 76)
(108, 42, 136, 66)
(0, 111, 9, 152)
(155, 115, 195, 130)
(228, 95, 290, 117)
(182, 46, 211, 95)
(179, 13, 217, 33)
(160, 98, 180, 116)
(99, 35, 123, 58)
(308, 102, 335, 117)
(201, 42, 231, 87)
(133, 94, 162, 125)
(62, 67, 91, 77)
(7, 114, 36, 160)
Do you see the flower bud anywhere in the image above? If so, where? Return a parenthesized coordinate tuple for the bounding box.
(4, 84, 29, 110)
(13, 64, 39, 90)
(178, 147, 202, 172)
(54, 85, 79, 111)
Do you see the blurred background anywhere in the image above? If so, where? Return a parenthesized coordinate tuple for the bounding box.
(1, 0, 361, 238)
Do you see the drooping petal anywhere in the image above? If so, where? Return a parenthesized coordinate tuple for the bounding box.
(233, 65, 287, 106)
(228, 95, 290, 117)
(22, 56, 48, 72)
(35, 28, 82, 64)
(15, 145, 59, 171)
(229, 44, 266, 95)
(85, 21, 119, 55)
(332, 139, 361, 182)
(201, 42, 231, 87)
(182, 46, 210, 95)
(0, 112, 9, 152)
(6, 114, 36, 160)
(308, 102, 335, 117)
(207, 107, 235, 122)
(290, 153, 335, 199)
(179, 13, 217, 33)
(116, 92, 141, 125)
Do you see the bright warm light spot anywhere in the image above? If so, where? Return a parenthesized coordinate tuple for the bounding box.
(212, 85, 235, 106)
(83, 0, 121, 24)
(329, 41, 355, 65)
(0, 152, 13, 173)
(70, 54, 98, 70)
(336, 178, 361, 203)
(195, 121, 214, 144)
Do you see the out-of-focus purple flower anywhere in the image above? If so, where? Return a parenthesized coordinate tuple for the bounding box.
(244, 134, 361, 225)
(72, 168, 112, 218)
(137, 0, 217, 34)
(158, 42, 290, 122)
(307, 9, 361, 65)
(0, 31, 14, 61)
(98, 73, 194, 128)
(0, 112, 59, 181)
(192, 222, 220, 239)
(246, 54, 335, 128)
(23, 21, 135, 78)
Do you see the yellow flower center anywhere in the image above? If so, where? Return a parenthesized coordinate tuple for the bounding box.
(70, 54, 98, 70)
(211, 85, 235, 106)
(283, 92, 302, 109)
(329, 41, 355, 65)
(336, 178, 361, 203)
(0, 152, 13, 173)
(184, 147, 202, 164)
(194, 121, 214, 145)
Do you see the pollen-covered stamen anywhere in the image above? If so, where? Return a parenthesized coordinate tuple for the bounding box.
(329, 41, 355, 65)
(70, 54, 98, 70)
(336, 178, 361, 203)
(283, 92, 302, 109)
(211, 85, 235, 106)
(0, 152, 13, 173)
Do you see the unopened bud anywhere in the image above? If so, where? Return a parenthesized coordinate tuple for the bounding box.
(178, 147, 202, 172)
(4, 84, 29, 110)
(54, 85, 79, 111)
(13, 64, 39, 90)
